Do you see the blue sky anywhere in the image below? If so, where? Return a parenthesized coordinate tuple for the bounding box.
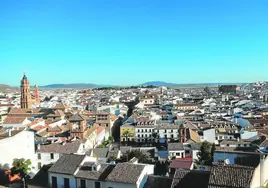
(1, 0, 268, 86)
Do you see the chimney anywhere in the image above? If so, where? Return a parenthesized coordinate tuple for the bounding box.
(8, 129, 12, 137)
(260, 155, 266, 186)
(235, 118, 238, 125)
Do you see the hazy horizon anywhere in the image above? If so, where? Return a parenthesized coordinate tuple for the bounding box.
(1, 0, 268, 86)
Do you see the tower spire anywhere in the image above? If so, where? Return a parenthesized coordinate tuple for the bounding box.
(20, 73, 32, 109)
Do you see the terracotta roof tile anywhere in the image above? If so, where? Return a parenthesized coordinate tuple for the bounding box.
(3, 117, 27, 124)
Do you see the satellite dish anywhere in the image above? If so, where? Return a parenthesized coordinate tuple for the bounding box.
(224, 158, 230, 165)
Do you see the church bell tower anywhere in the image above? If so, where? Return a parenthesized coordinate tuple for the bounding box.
(20, 73, 32, 109)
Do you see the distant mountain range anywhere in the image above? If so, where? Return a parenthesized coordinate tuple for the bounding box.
(40, 83, 111, 89)
(0, 84, 18, 92)
(140, 81, 243, 88)
(141, 81, 179, 87)
(0, 81, 247, 90)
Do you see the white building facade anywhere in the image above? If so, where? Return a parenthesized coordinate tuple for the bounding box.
(0, 130, 37, 171)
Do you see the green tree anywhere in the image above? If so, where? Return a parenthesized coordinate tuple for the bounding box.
(121, 150, 148, 163)
(195, 141, 214, 165)
(12, 158, 31, 174)
(85, 104, 89, 111)
(204, 86, 210, 95)
(152, 132, 159, 142)
(108, 136, 114, 143)
(210, 143, 216, 163)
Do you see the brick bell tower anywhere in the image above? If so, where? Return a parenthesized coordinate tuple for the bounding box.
(33, 84, 40, 105)
(20, 73, 32, 109)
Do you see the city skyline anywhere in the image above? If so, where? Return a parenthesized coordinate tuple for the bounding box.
(1, 0, 268, 86)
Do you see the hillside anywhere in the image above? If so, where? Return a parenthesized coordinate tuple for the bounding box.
(140, 81, 244, 88)
(40, 83, 98, 89)
(0, 84, 18, 92)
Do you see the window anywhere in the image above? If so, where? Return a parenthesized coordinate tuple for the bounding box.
(108, 187, 113, 188)
(38, 162, 42, 169)
(171, 130, 173, 133)
(176, 153, 181, 157)
(64, 178, 70, 188)
(50, 153, 54, 160)
(145, 129, 147, 132)
(138, 134, 140, 137)
(51, 176, 57, 188)
(227, 144, 230, 147)
(93, 167, 96, 171)
(95, 182, 101, 188)
(138, 129, 140, 132)
(38, 153, 41, 160)
(81, 180, 86, 188)
(171, 134, 174, 138)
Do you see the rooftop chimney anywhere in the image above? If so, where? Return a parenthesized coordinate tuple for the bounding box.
(8, 129, 12, 137)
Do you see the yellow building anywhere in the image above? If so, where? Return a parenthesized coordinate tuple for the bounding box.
(120, 124, 135, 142)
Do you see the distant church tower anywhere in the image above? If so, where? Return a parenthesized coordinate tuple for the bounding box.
(20, 73, 32, 109)
(34, 84, 40, 104)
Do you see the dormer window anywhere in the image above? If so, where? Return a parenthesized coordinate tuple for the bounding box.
(83, 162, 101, 172)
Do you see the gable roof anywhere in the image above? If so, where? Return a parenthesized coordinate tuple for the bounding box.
(106, 163, 145, 184)
(208, 165, 254, 188)
(69, 113, 85, 121)
(186, 129, 200, 143)
(171, 165, 254, 188)
(39, 142, 81, 154)
(3, 117, 27, 124)
(48, 154, 85, 175)
(260, 139, 268, 147)
(54, 102, 66, 109)
(171, 169, 210, 188)
(75, 164, 115, 181)
(92, 148, 109, 158)
(170, 159, 193, 169)
(8, 108, 41, 115)
(144, 175, 172, 188)
(168, 143, 184, 151)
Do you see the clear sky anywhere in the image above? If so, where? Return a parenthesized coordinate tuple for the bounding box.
(1, 0, 268, 86)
